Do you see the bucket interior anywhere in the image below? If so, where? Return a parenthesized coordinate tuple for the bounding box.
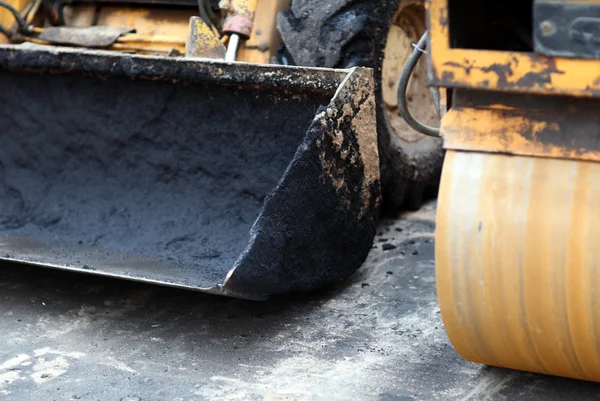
(0, 70, 331, 288)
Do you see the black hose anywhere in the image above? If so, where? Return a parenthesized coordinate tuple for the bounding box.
(205, 0, 221, 35)
(397, 31, 440, 138)
(197, 0, 211, 25)
(197, 0, 220, 36)
(0, 0, 29, 33)
(42, 0, 63, 25)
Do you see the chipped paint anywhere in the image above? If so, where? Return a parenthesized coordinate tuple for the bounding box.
(429, 0, 600, 97)
(185, 16, 226, 59)
(441, 92, 600, 162)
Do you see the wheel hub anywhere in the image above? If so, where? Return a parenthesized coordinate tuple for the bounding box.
(381, 0, 439, 145)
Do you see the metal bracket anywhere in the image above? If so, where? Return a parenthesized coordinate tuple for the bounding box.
(535, 0, 600, 59)
(39, 26, 134, 47)
(185, 16, 226, 59)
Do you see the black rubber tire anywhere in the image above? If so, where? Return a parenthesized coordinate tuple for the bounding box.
(277, 0, 444, 212)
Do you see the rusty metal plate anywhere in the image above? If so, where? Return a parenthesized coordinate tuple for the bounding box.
(39, 26, 134, 47)
(428, 0, 600, 98)
(535, 0, 600, 59)
(185, 16, 226, 59)
(440, 89, 600, 162)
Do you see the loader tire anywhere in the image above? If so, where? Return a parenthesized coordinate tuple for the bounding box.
(277, 0, 443, 212)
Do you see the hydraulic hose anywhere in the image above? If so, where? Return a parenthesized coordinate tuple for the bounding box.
(397, 31, 440, 138)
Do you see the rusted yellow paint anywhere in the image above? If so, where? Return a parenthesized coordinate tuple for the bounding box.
(224, 0, 258, 19)
(238, 0, 288, 64)
(62, 4, 96, 27)
(381, 0, 441, 141)
(34, 0, 279, 61)
(440, 107, 600, 162)
(97, 6, 192, 54)
(437, 150, 600, 381)
(97, 7, 192, 38)
(61, 5, 195, 54)
(185, 16, 225, 58)
(382, 24, 411, 109)
(382, 0, 426, 109)
(432, 0, 600, 382)
(428, 0, 600, 97)
(0, 0, 29, 44)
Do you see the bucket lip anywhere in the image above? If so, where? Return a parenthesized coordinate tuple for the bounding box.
(0, 235, 245, 298)
(0, 43, 361, 94)
(0, 254, 236, 297)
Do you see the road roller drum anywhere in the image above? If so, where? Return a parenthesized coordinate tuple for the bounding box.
(394, 0, 600, 381)
(436, 150, 600, 381)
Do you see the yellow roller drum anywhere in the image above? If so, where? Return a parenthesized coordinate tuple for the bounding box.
(436, 150, 600, 382)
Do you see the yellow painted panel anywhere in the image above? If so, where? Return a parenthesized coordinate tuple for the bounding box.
(238, 0, 288, 64)
(428, 0, 600, 97)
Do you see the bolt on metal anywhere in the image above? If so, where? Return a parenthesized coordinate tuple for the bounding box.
(540, 20, 556, 37)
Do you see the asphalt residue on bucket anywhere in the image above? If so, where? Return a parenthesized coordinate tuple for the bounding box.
(0, 70, 330, 288)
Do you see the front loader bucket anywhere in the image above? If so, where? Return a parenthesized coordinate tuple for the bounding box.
(0, 44, 380, 300)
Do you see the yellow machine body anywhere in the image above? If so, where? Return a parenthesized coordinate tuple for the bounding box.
(428, 0, 600, 98)
(430, 0, 600, 382)
(0, 0, 287, 63)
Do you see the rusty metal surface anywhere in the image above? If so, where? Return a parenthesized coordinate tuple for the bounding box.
(427, 0, 600, 97)
(441, 89, 600, 159)
(222, 0, 257, 38)
(0, 43, 346, 92)
(440, 89, 600, 162)
(41, 0, 278, 60)
(60, 0, 199, 5)
(39, 26, 134, 47)
(437, 150, 600, 382)
(87, 6, 194, 55)
(185, 16, 225, 58)
(0, 44, 379, 300)
(237, 0, 288, 64)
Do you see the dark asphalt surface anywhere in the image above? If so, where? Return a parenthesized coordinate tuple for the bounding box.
(0, 202, 599, 401)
